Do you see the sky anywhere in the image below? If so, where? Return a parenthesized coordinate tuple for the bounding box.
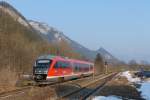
(4, 0, 150, 62)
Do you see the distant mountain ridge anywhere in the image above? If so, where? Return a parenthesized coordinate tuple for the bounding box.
(29, 20, 70, 43)
(29, 20, 121, 64)
(0, 1, 122, 64)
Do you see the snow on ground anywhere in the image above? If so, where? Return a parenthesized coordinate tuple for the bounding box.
(120, 71, 141, 83)
(93, 96, 121, 100)
(120, 71, 150, 100)
(93, 71, 150, 100)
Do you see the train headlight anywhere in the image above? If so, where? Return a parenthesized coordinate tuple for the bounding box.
(36, 75, 43, 80)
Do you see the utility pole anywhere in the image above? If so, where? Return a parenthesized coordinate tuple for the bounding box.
(93, 66, 95, 80)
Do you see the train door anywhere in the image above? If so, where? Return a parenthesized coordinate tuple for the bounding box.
(53, 61, 62, 76)
(73, 63, 80, 74)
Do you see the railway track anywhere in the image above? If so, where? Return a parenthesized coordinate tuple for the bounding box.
(0, 73, 115, 100)
(59, 73, 117, 100)
(0, 74, 103, 100)
(0, 86, 32, 100)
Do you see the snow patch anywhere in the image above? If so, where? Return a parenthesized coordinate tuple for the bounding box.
(18, 17, 28, 27)
(93, 96, 121, 100)
(29, 20, 73, 43)
(54, 33, 59, 38)
(121, 71, 141, 83)
(29, 21, 51, 35)
(120, 71, 150, 100)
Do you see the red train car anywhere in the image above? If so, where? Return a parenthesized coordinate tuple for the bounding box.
(33, 55, 94, 81)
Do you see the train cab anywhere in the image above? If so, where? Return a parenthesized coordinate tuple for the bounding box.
(33, 59, 52, 81)
(33, 55, 55, 81)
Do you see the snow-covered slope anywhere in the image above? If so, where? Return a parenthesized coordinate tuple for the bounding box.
(29, 20, 72, 43)
(29, 21, 50, 35)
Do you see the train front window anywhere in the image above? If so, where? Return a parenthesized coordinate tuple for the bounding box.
(36, 59, 52, 68)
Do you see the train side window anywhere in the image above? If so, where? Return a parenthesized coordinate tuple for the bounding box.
(73, 63, 79, 71)
(54, 62, 59, 68)
(66, 62, 70, 68)
(62, 61, 67, 68)
(54, 61, 62, 68)
(54, 61, 70, 68)
(62, 61, 70, 68)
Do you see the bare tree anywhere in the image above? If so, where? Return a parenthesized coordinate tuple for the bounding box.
(94, 53, 104, 75)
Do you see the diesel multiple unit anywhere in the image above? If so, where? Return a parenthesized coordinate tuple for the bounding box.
(33, 55, 94, 81)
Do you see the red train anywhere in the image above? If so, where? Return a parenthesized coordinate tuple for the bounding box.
(33, 55, 94, 81)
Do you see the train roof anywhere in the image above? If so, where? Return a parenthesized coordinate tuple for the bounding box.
(37, 55, 56, 59)
(37, 55, 93, 65)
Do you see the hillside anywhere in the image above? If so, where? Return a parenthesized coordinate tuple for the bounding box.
(29, 20, 121, 64)
(0, 1, 82, 72)
(0, 1, 122, 73)
(0, 4, 41, 72)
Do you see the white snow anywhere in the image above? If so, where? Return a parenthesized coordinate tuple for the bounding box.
(29, 21, 51, 35)
(120, 71, 150, 100)
(18, 17, 28, 27)
(29, 21, 72, 43)
(93, 96, 121, 100)
(93, 71, 150, 100)
(121, 71, 141, 83)
(54, 33, 59, 38)
(29, 21, 65, 42)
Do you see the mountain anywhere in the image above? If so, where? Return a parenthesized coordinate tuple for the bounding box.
(0, 1, 30, 28)
(29, 20, 122, 64)
(96, 48, 121, 64)
(29, 20, 70, 43)
(0, 1, 83, 72)
(0, 1, 121, 66)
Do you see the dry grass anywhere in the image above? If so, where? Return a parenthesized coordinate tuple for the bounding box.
(0, 67, 18, 93)
(24, 87, 56, 100)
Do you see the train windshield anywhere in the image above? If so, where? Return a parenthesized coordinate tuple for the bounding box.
(36, 59, 52, 68)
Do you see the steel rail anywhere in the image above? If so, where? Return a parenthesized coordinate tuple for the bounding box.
(59, 73, 117, 100)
